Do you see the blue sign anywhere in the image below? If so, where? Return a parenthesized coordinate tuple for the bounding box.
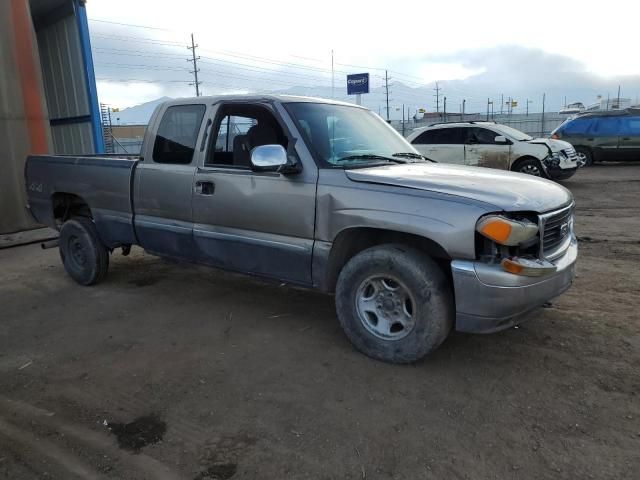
(347, 73, 369, 95)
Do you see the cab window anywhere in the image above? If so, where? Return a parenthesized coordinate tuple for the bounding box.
(414, 128, 465, 144)
(467, 127, 499, 144)
(561, 117, 594, 136)
(152, 104, 206, 164)
(621, 116, 640, 135)
(206, 104, 287, 168)
(591, 117, 621, 136)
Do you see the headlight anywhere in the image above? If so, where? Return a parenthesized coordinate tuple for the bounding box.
(476, 215, 539, 246)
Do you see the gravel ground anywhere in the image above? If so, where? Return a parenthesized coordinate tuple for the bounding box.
(0, 164, 639, 480)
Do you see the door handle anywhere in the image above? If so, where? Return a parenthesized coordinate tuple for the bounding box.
(195, 181, 215, 195)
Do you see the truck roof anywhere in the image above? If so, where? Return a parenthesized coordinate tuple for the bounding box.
(161, 94, 364, 108)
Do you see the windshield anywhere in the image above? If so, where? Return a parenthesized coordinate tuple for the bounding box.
(286, 102, 420, 166)
(493, 124, 533, 141)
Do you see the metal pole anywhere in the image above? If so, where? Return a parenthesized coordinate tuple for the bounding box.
(331, 49, 334, 99)
(462, 99, 465, 121)
(541, 93, 546, 137)
(188, 33, 200, 96)
(385, 70, 390, 121)
(486, 98, 490, 121)
(402, 104, 405, 136)
(617, 85, 621, 109)
(443, 96, 447, 122)
(355, 94, 361, 106)
(500, 94, 504, 115)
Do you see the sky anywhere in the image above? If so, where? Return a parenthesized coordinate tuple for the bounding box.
(86, 0, 640, 116)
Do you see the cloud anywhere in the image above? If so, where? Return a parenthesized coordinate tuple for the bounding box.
(93, 33, 640, 115)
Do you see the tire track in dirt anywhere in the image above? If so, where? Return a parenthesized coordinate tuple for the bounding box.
(0, 396, 184, 480)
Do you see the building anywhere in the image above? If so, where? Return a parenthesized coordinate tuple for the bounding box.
(0, 0, 102, 234)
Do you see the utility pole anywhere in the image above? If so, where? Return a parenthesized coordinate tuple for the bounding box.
(187, 33, 201, 96)
(526, 98, 532, 116)
(331, 49, 335, 99)
(500, 93, 504, 115)
(617, 85, 621, 109)
(402, 104, 405, 136)
(606, 93, 610, 110)
(443, 96, 447, 122)
(486, 98, 490, 121)
(385, 70, 390, 121)
(433, 81, 441, 114)
(462, 99, 466, 121)
(541, 93, 546, 137)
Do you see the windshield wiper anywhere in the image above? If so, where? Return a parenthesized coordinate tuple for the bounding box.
(337, 154, 408, 164)
(392, 152, 436, 163)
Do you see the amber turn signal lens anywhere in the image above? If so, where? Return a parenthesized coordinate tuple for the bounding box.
(501, 257, 557, 277)
(479, 218, 512, 244)
(476, 215, 538, 246)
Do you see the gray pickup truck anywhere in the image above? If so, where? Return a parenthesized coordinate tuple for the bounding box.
(25, 95, 577, 363)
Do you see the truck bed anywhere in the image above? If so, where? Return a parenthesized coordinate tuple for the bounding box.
(25, 155, 139, 248)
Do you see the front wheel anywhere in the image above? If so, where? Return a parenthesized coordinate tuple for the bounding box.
(575, 147, 593, 167)
(59, 217, 109, 286)
(512, 157, 546, 177)
(335, 244, 453, 363)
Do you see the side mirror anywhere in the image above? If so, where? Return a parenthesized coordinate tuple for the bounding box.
(494, 135, 509, 144)
(250, 144, 290, 172)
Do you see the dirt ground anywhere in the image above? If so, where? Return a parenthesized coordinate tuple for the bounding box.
(1, 164, 639, 480)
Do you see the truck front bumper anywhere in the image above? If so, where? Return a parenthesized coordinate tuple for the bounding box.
(451, 238, 577, 333)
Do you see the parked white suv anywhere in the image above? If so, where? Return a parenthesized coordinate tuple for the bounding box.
(407, 121, 579, 180)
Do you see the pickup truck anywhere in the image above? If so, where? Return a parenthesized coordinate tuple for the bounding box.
(25, 95, 577, 363)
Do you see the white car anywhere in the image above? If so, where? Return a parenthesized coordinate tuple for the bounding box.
(406, 121, 580, 180)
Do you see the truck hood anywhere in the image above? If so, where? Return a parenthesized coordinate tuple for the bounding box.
(345, 163, 572, 212)
(527, 137, 573, 153)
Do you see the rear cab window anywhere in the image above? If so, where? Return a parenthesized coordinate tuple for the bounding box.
(152, 104, 206, 164)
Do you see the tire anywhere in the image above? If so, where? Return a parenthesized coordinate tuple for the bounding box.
(575, 147, 593, 167)
(512, 157, 546, 177)
(335, 244, 453, 363)
(59, 217, 109, 286)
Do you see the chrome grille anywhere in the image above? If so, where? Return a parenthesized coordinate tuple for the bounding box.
(562, 147, 578, 162)
(540, 206, 573, 258)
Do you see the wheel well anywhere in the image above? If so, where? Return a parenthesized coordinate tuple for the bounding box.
(324, 227, 451, 293)
(52, 193, 92, 225)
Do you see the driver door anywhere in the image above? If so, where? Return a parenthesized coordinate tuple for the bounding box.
(464, 127, 511, 170)
(191, 102, 318, 285)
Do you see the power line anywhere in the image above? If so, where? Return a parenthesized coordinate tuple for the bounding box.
(88, 18, 176, 31)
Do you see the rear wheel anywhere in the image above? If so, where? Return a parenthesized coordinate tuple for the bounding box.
(335, 244, 453, 363)
(512, 157, 545, 177)
(575, 147, 593, 167)
(59, 217, 109, 286)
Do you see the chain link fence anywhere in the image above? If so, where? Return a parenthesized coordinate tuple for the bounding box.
(393, 112, 567, 138)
